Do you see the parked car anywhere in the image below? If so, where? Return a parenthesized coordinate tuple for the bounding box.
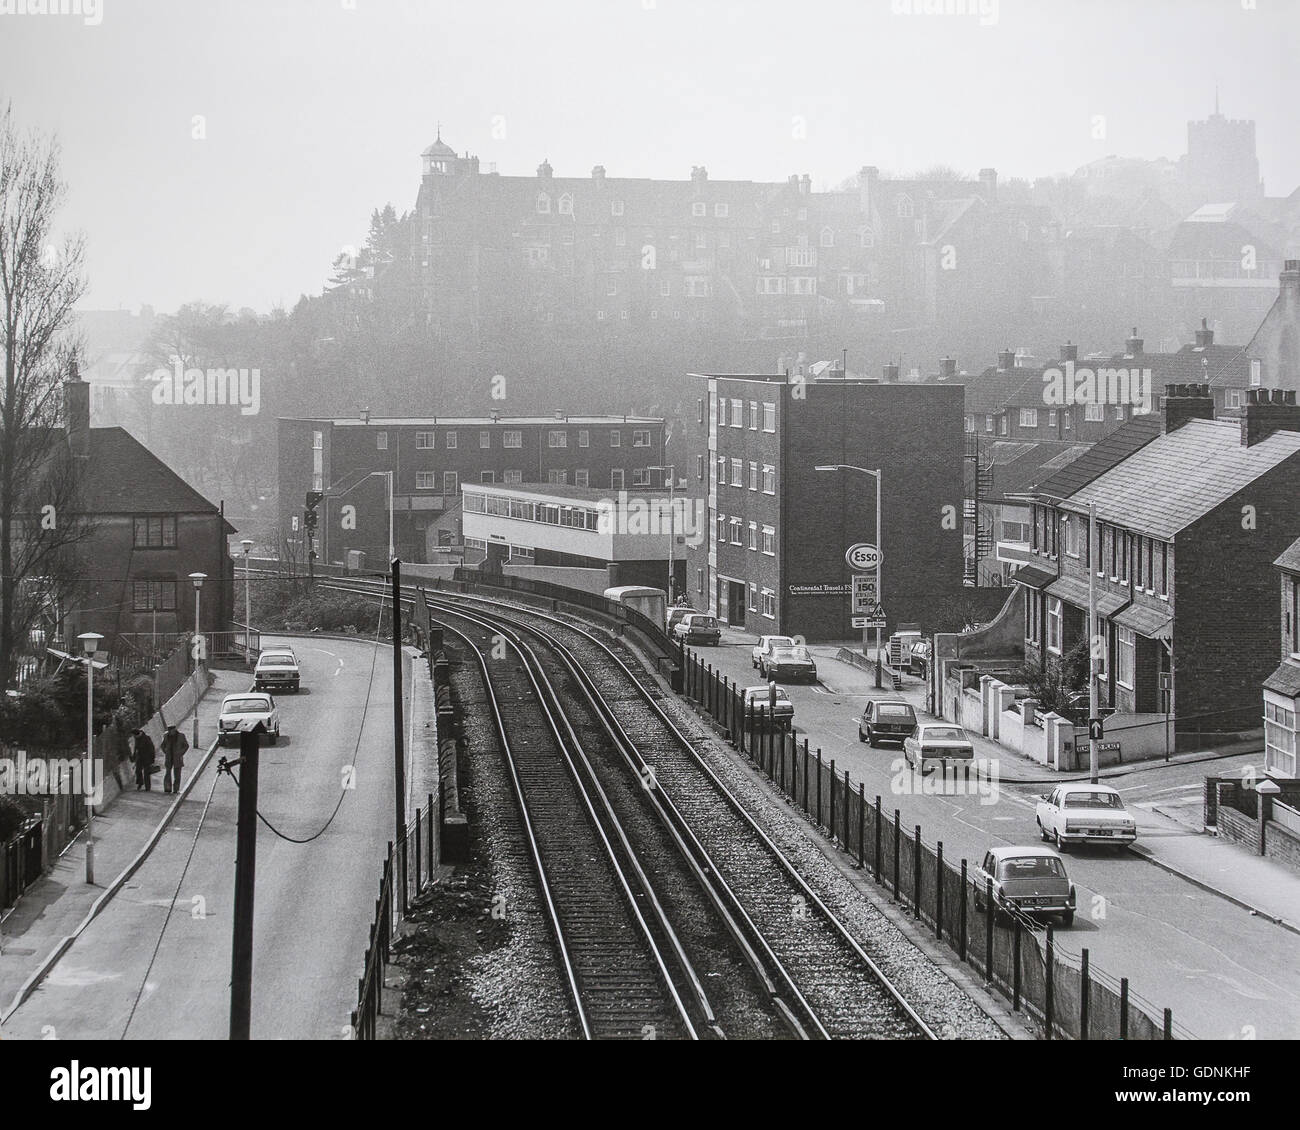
(761, 645, 817, 683)
(1035, 783, 1137, 850)
(218, 692, 281, 746)
(973, 845, 1076, 926)
(858, 699, 918, 746)
(752, 634, 795, 669)
(902, 723, 975, 773)
(666, 605, 697, 634)
(254, 648, 300, 693)
(742, 684, 794, 728)
(673, 613, 721, 645)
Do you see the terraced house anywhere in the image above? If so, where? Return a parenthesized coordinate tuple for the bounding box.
(1014, 383, 1300, 748)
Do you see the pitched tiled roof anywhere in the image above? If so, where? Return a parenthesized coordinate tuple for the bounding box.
(957, 367, 1041, 414)
(1276, 536, 1300, 574)
(1063, 418, 1300, 538)
(82, 428, 235, 527)
(985, 440, 1090, 501)
(1034, 414, 1163, 500)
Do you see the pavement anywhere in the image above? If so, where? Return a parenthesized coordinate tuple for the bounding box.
(703, 625, 1300, 1038)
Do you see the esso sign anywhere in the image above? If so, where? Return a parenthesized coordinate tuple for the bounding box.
(845, 543, 882, 571)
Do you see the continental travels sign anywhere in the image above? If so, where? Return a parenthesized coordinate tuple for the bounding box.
(788, 583, 851, 596)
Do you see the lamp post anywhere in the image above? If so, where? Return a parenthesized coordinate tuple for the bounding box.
(240, 539, 254, 668)
(78, 631, 103, 884)
(648, 464, 675, 600)
(816, 464, 884, 689)
(189, 572, 207, 753)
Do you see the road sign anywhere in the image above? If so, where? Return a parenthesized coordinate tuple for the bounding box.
(860, 619, 887, 630)
(1088, 718, 1104, 740)
(845, 543, 883, 571)
(851, 574, 877, 613)
(851, 616, 868, 628)
(861, 601, 887, 621)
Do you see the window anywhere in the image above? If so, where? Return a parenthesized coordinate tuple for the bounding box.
(611, 469, 624, 489)
(860, 228, 874, 248)
(691, 202, 707, 217)
(790, 277, 817, 295)
(730, 398, 743, 427)
(1063, 411, 1072, 431)
(132, 579, 176, 612)
(749, 582, 758, 611)
(503, 430, 522, 449)
(504, 470, 523, 484)
(558, 193, 573, 215)
(548, 470, 568, 485)
(716, 455, 726, 486)
(536, 193, 550, 214)
(632, 429, 651, 447)
(1251, 360, 1263, 387)
(1026, 590, 1040, 645)
(575, 469, 589, 487)
(548, 429, 568, 448)
(820, 227, 834, 248)
(1114, 405, 1125, 421)
(415, 471, 436, 490)
(748, 521, 757, 550)
(133, 516, 177, 548)
(985, 415, 994, 433)
(761, 588, 776, 619)
(999, 416, 1009, 435)
(1116, 626, 1136, 689)
(1085, 403, 1105, 422)
(696, 454, 705, 480)
(685, 277, 710, 298)
(717, 512, 727, 544)
(694, 232, 707, 251)
(312, 430, 323, 450)
(762, 402, 776, 432)
(749, 401, 759, 430)
(614, 229, 626, 246)
(611, 200, 625, 217)
(748, 461, 758, 490)
(445, 430, 457, 449)
(632, 468, 650, 487)
(478, 430, 490, 449)
(717, 397, 728, 427)
(789, 248, 814, 268)
(443, 472, 458, 494)
(479, 471, 495, 484)
(606, 279, 618, 297)
(761, 525, 776, 555)
(1119, 531, 1130, 583)
(1046, 597, 1062, 654)
(1266, 698, 1297, 777)
(730, 517, 742, 545)
(416, 431, 434, 449)
(697, 567, 705, 595)
(1019, 408, 1038, 428)
(761, 465, 775, 494)
(578, 429, 589, 448)
(897, 194, 913, 219)
(1064, 517, 1079, 557)
(1047, 410, 1057, 427)
(714, 203, 729, 218)
(730, 458, 742, 486)
(610, 430, 621, 447)
(660, 279, 671, 297)
(1158, 543, 1168, 597)
(375, 431, 388, 451)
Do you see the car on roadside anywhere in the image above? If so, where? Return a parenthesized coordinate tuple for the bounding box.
(902, 723, 975, 773)
(858, 699, 918, 746)
(218, 692, 281, 746)
(760, 645, 818, 683)
(1035, 783, 1137, 850)
(673, 612, 722, 646)
(752, 634, 795, 669)
(666, 605, 697, 634)
(973, 845, 1076, 926)
(742, 684, 794, 729)
(254, 648, 301, 693)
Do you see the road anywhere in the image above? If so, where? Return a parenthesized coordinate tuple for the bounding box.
(706, 635, 1300, 1040)
(2, 635, 401, 1040)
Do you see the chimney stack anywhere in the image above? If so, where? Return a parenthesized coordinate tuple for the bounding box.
(1125, 327, 1144, 355)
(691, 165, 708, 186)
(799, 173, 811, 196)
(1195, 317, 1214, 349)
(1241, 387, 1300, 447)
(63, 359, 90, 460)
(537, 158, 553, 179)
(938, 356, 957, 380)
(978, 167, 997, 203)
(1162, 382, 1214, 433)
(882, 361, 899, 382)
(1060, 341, 1078, 364)
(591, 165, 606, 184)
(859, 166, 879, 213)
(997, 348, 1016, 372)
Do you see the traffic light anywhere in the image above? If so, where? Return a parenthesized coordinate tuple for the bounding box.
(306, 490, 324, 511)
(304, 490, 322, 536)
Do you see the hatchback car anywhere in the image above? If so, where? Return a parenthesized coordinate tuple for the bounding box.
(761, 645, 817, 683)
(752, 635, 795, 669)
(666, 605, 697, 634)
(973, 845, 1076, 926)
(742, 685, 794, 729)
(674, 613, 721, 645)
(903, 723, 975, 773)
(1036, 783, 1137, 850)
(858, 699, 918, 746)
(218, 692, 281, 746)
(254, 649, 300, 692)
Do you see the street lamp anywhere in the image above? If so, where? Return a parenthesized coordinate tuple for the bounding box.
(240, 539, 254, 668)
(77, 631, 103, 884)
(648, 464, 676, 600)
(190, 572, 207, 752)
(816, 463, 884, 689)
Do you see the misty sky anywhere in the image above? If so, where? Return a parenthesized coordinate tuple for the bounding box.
(2, 0, 1297, 314)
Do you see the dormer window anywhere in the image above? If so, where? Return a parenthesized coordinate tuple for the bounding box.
(860, 227, 874, 249)
(820, 227, 834, 248)
(558, 193, 574, 216)
(536, 193, 551, 214)
(896, 194, 913, 219)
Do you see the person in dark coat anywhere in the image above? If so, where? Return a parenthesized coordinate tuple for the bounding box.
(131, 728, 156, 791)
(108, 714, 132, 790)
(160, 724, 189, 794)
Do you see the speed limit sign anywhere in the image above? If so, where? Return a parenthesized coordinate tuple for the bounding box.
(845, 543, 882, 571)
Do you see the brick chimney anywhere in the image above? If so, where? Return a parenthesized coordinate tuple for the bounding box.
(938, 356, 957, 379)
(1241, 388, 1300, 447)
(997, 348, 1016, 372)
(63, 359, 90, 459)
(978, 167, 997, 203)
(882, 361, 899, 382)
(691, 165, 708, 187)
(1060, 341, 1078, 364)
(591, 165, 606, 184)
(799, 173, 811, 195)
(859, 166, 879, 214)
(537, 158, 553, 179)
(1162, 382, 1214, 433)
(1194, 317, 1214, 349)
(1125, 327, 1144, 356)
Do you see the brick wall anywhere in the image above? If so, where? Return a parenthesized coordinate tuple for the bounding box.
(1264, 818, 1300, 872)
(1216, 804, 1261, 853)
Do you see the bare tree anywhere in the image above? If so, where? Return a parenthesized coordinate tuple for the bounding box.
(0, 104, 90, 686)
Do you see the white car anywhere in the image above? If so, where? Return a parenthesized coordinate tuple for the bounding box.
(752, 635, 795, 669)
(1036, 783, 1137, 849)
(218, 692, 281, 746)
(254, 648, 300, 693)
(902, 723, 975, 773)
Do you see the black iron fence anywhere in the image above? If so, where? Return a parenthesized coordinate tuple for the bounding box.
(682, 649, 1188, 1041)
(0, 816, 44, 913)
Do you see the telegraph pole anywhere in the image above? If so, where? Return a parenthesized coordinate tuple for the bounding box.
(392, 558, 407, 859)
(228, 726, 261, 1040)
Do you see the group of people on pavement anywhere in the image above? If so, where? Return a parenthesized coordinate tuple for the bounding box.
(107, 719, 189, 794)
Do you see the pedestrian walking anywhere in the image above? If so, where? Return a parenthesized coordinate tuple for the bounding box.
(108, 713, 131, 790)
(161, 723, 189, 794)
(132, 728, 157, 791)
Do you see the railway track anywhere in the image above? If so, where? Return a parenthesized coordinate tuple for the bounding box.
(255, 569, 936, 1039)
